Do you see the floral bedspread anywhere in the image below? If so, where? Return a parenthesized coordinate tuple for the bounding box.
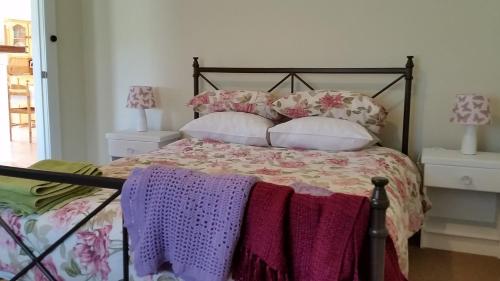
(0, 138, 426, 280)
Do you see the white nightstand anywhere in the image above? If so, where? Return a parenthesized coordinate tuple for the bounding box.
(420, 147, 500, 258)
(106, 130, 180, 161)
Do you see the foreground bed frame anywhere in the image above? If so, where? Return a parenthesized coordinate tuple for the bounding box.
(0, 56, 414, 281)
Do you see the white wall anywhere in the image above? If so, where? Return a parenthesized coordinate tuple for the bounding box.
(81, 0, 500, 164)
(54, 0, 87, 161)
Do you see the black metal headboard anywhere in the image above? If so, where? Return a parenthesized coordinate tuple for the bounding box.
(192, 56, 414, 155)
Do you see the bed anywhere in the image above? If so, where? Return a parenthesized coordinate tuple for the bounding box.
(0, 56, 424, 281)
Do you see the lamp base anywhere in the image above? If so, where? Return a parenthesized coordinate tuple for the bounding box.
(461, 125, 477, 155)
(137, 108, 148, 132)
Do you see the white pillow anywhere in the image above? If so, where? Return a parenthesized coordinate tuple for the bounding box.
(268, 116, 378, 151)
(180, 112, 273, 146)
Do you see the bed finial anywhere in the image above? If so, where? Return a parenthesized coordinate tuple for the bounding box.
(369, 176, 390, 281)
(193, 57, 200, 77)
(193, 57, 200, 82)
(406, 56, 414, 68)
(193, 57, 199, 68)
(193, 57, 200, 119)
(371, 177, 389, 205)
(371, 177, 389, 215)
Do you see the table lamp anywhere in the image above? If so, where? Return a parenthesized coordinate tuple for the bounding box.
(126, 86, 157, 132)
(450, 94, 491, 155)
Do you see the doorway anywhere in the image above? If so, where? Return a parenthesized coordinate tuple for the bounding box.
(0, 0, 60, 167)
(0, 0, 37, 167)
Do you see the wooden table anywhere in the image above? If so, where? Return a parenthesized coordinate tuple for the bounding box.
(0, 45, 26, 53)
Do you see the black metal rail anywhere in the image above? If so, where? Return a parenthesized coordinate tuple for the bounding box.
(0, 165, 129, 281)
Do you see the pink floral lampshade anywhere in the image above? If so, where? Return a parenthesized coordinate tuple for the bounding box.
(450, 94, 491, 125)
(126, 86, 157, 109)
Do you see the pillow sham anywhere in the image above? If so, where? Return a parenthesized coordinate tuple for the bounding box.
(180, 112, 273, 147)
(268, 116, 378, 151)
(187, 90, 281, 121)
(271, 90, 387, 134)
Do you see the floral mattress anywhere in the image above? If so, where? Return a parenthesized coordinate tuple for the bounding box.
(0, 138, 427, 280)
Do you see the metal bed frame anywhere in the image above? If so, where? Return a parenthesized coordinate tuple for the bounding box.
(0, 56, 414, 281)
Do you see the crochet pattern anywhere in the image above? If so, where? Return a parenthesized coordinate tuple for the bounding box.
(121, 165, 256, 281)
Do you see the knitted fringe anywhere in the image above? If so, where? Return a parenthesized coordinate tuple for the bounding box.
(233, 247, 289, 281)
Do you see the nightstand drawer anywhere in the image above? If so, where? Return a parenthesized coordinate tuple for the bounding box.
(108, 139, 160, 157)
(424, 164, 500, 193)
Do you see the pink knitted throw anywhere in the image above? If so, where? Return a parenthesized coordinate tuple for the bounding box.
(121, 165, 256, 281)
(233, 181, 407, 281)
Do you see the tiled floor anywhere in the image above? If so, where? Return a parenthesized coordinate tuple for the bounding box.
(0, 126, 37, 167)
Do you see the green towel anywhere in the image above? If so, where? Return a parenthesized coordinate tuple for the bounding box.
(0, 159, 102, 214)
(0, 160, 101, 196)
(0, 187, 96, 215)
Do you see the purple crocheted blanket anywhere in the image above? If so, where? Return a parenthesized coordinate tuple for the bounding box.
(121, 165, 256, 281)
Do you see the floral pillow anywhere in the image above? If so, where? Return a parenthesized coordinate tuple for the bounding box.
(188, 90, 281, 121)
(272, 90, 388, 134)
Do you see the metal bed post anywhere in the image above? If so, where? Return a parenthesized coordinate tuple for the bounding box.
(402, 56, 414, 155)
(123, 221, 130, 280)
(193, 57, 200, 119)
(369, 177, 390, 281)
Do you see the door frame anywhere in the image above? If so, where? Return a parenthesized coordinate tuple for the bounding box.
(31, 0, 61, 159)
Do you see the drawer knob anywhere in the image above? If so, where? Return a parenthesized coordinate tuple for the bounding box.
(126, 148, 136, 155)
(460, 175, 473, 185)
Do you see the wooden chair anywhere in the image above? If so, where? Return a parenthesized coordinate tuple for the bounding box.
(7, 57, 35, 143)
(8, 81, 35, 143)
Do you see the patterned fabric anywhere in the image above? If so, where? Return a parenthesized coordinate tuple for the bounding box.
(290, 181, 334, 196)
(122, 166, 255, 280)
(126, 86, 157, 109)
(0, 138, 426, 280)
(103, 138, 427, 276)
(0, 197, 123, 281)
(272, 90, 388, 134)
(450, 94, 491, 125)
(187, 90, 281, 121)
